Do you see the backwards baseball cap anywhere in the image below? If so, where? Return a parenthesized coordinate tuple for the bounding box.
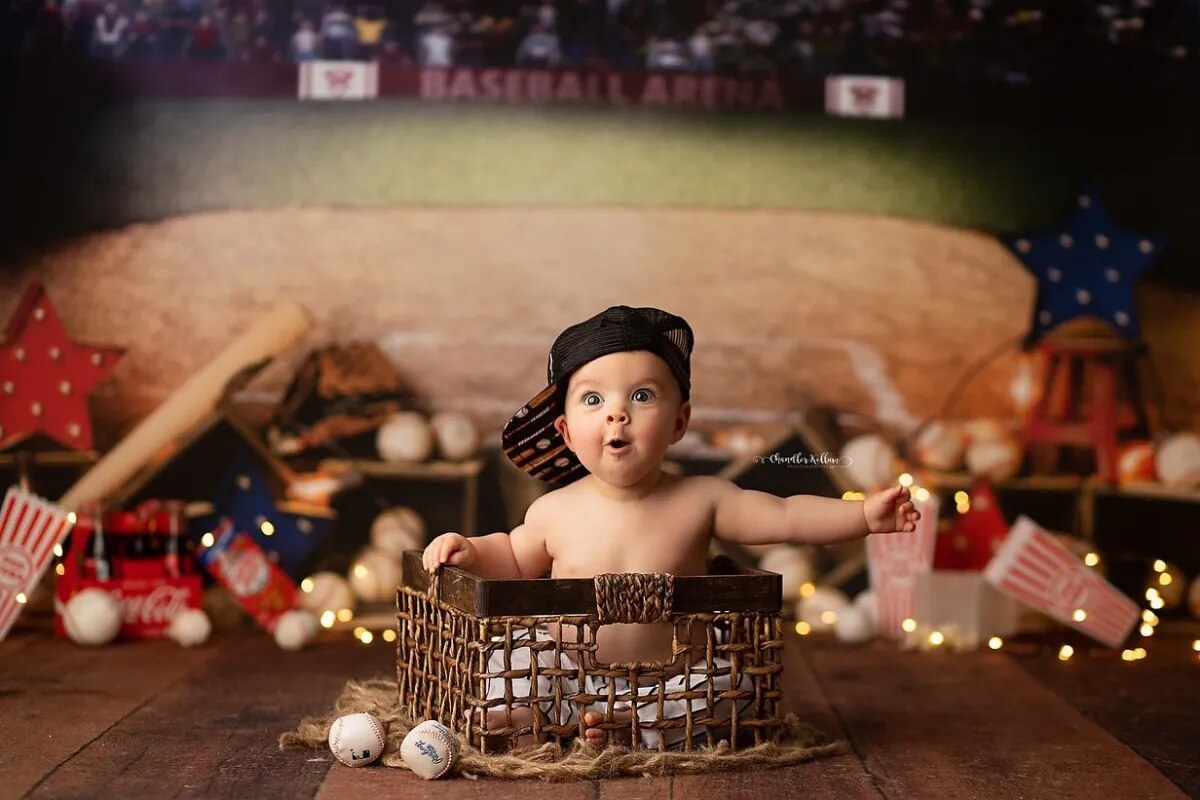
(502, 305, 694, 485)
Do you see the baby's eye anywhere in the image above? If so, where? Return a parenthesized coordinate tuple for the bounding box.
(582, 392, 602, 406)
(632, 388, 655, 403)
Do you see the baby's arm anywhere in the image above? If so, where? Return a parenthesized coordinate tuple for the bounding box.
(704, 478, 919, 547)
(422, 502, 553, 579)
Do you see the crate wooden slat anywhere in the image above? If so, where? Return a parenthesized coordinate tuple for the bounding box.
(399, 550, 782, 618)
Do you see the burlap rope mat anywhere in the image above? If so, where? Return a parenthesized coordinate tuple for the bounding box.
(279, 678, 847, 781)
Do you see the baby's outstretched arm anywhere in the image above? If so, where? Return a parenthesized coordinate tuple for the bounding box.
(706, 478, 920, 547)
(422, 520, 551, 580)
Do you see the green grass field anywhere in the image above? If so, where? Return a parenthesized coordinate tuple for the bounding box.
(84, 99, 1078, 230)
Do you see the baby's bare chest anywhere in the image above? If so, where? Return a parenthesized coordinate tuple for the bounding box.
(544, 490, 714, 577)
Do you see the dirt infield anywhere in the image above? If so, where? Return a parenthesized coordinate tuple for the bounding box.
(3, 206, 1195, 448)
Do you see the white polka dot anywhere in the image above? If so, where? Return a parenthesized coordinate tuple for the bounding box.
(1139, 240, 1153, 254)
(1078, 195, 1091, 208)
(1076, 289, 1092, 305)
(554, 457, 570, 468)
(977, 496, 990, 510)
(14, 348, 24, 362)
(49, 346, 61, 360)
(2, 382, 12, 395)
(1115, 311, 1130, 327)
(33, 307, 45, 321)
(68, 423, 81, 438)
(1095, 234, 1109, 249)
(1047, 267, 1062, 283)
(1016, 239, 1032, 253)
(31, 402, 42, 416)
(1059, 234, 1074, 248)
(1039, 311, 1053, 325)
(91, 353, 103, 366)
(298, 519, 313, 534)
(237, 475, 252, 491)
(59, 381, 71, 395)
(536, 438, 551, 450)
(1105, 268, 1120, 283)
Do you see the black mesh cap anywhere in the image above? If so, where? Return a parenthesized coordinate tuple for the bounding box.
(502, 306, 694, 485)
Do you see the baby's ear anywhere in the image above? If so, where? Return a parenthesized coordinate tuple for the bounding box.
(671, 401, 692, 442)
(554, 414, 574, 450)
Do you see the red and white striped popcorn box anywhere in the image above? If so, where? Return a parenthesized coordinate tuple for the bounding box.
(983, 515, 1139, 648)
(867, 493, 941, 639)
(0, 486, 74, 640)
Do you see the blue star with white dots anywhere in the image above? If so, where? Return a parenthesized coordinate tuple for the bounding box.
(1003, 191, 1165, 343)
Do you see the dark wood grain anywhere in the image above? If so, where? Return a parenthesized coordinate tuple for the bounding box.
(25, 634, 395, 800)
(0, 636, 218, 798)
(800, 635, 1188, 799)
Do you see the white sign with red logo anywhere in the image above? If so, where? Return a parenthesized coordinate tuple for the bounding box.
(866, 492, 940, 638)
(298, 60, 380, 101)
(0, 486, 73, 640)
(983, 516, 1139, 648)
(825, 75, 905, 119)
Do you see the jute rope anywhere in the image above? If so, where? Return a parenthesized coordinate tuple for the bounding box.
(280, 678, 846, 781)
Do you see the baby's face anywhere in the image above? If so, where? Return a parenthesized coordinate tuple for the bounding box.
(554, 350, 690, 488)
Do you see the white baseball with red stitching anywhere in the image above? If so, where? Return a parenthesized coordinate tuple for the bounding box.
(400, 720, 459, 780)
(328, 712, 386, 767)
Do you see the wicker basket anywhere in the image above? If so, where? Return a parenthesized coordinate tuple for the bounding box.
(396, 550, 785, 753)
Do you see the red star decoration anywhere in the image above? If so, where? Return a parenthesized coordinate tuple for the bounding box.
(1, 283, 124, 451)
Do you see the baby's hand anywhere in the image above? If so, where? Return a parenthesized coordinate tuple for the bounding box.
(422, 532, 477, 573)
(863, 485, 921, 534)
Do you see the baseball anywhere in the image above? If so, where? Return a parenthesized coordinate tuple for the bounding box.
(349, 548, 402, 603)
(167, 608, 212, 648)
(274, 609, 318, 651)
(376, 412, 435, 463)
(842, 434, 898, 491)
(298, 571, 356, 616)
(61, 588, 123, 646)
(369, 507, 426, 560)
(430, 412, 479, 461)
(328, 712, 387, 767)
(400, 720, 460, 780)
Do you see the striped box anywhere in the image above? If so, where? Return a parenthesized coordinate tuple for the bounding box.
(867, 493, 940, 639)
(983, 516, 1138, 648)
(0, 486, 73, 640)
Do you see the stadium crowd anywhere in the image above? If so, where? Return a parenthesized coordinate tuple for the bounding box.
(6, 0, 1198, 84)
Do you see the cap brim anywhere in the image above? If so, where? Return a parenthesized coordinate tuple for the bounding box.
(502, 382, 588, 485)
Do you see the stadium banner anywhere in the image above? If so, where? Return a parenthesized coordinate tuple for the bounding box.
(415, 68, 786, 111)
(824, 75, 905, 119)
(298, 60, 380, 101)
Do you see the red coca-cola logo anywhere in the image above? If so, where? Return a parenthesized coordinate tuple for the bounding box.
(0, 545, 34, 591)
(220, 548, 269, 597)
(122, 584, 193, 626)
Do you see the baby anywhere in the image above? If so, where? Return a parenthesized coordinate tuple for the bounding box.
(422, 305, 919, 749)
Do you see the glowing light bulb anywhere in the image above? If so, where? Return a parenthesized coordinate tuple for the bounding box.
(55, 563, 65, 576)
(954, 491, 969, 505)
(1145, 587, 1160, 601)
(354, 564, 369, 579)
(201, 532, 215, 548)
(901, 618, 917, 633)
(1142, 610, 1158, 625)
(1058, 645, 1074, 661)
(383, 629, 397, 643)
(794, 621, 811, 636)
(15, 593, 27, 604)
(336, 608, 354, 623)
(1153, 559, 1166, 572)
(260, 520, 275, 537)
(353, 626, 367, 638)
(898, 473, 914, 488)
(1084, 552, 1100, 567)
(929, 630, 944, 646)
(914, 487, 931, 502)
(1140, 623, 1154, 637)
(1150, 597, 1164, 610)
(359, 630, 374, 644)
(1192, 640, 1200, 652)
(1134, 648, 1146, 660)
(1073, 609, 1087, 622)
(53, 543, 63, 558)
(320, 610, 336, 628)
(820, 610, 838, 626)
(1159, 572, 1172, 586)
(988, 637, 1003, 650)
(799, 582, 815, 598)
(1121, 650, 1137, 662)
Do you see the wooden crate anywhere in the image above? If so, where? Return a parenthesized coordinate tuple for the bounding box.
(396, 550, 785, 753)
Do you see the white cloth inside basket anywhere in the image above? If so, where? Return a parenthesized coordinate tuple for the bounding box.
(479, 626, 756, 749)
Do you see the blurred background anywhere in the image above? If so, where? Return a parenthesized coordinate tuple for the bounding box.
(1, 0, 1198, 646)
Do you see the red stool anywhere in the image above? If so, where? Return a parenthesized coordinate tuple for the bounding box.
(1022, 335, 1148, 485)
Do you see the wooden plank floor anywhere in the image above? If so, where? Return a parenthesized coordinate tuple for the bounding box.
(1, 623, 1196, 800)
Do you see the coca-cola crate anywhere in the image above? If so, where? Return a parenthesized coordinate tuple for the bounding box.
(55, 501, 202, 639)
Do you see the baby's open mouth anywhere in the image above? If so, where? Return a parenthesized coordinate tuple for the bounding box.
(605, 439, 630, 451)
